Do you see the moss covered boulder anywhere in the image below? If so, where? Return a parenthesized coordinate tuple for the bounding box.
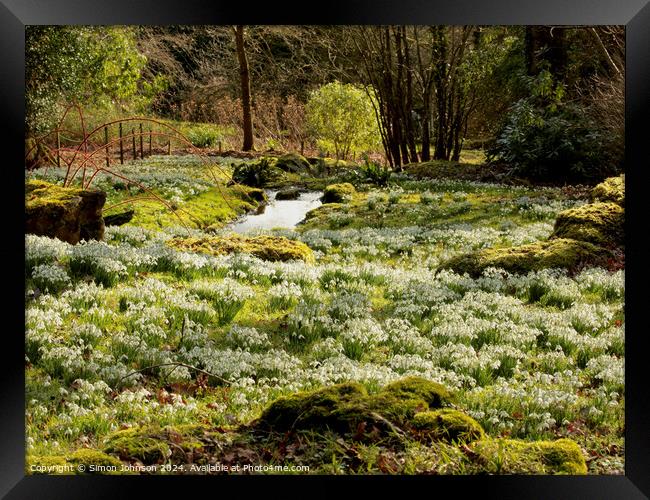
(103, 424, 208, 464)
(308, 157, 357, 173)
(382, 376, 453, 408)
(276, 187, 301, 200)
(241, 186, 267, 203)
(103, 209, 135, 227)
(275, 153, 312, 174)
(411, 409, 485, 443)
(550, 202, 624, 247)
(322, 183, 356, 203)
(591, 175, 624, 206)
(471, 438, 587, 474)
(26, 179, 106, 244)
(255, 382, 369, 432)
(168, 234, 314, 262)
(232, 158, 283, 187)
(439, 238, 608, 277)
(253, 377, 454, 437)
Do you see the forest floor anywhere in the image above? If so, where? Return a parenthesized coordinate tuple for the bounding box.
(25, 152, 624, 475)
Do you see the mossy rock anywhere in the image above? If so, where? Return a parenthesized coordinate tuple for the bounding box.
(253, 377, 453, 438)
(103, 427, 171, 463)
(471, 438, 587, 474)
(438, 238, 609, 277)
(329, 392, 430, 433)
(232, 158, 283, 187)
(26, 179, 106, 244)
(104, 209, 135, 227)
(411, 409, 485, 443)
(322, 183, 356, 203)
(382, 376, 453, 408)
(241, 186, 267, 203)
(591, 175, 624, 206)
(167, 234, 315, 263)
(276, 187, 301, 200)
(103, 424, 207, 464)
(551, 202, 624, 247)
(275, 153, 312, 173)
(256, 382, 368, 432)
(308, 157, 356, 167)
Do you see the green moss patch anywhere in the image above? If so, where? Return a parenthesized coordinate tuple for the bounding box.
(591, 175, 624, 206)
(551, 202, 624, 247)
(322, 183, 356, 203)
(411, 409, 485, 443)
(242, 187, 267, 202)
(26, 179, 85, 209)
(274, 153, 312, 174)
(471, 437, 587, 474)
(382, 376, 453, 408)
(103, 424, 208, 464)
(232, 158, 284, 187)
(125, 185, 260, 231)
(255, 382, 369, 432)
(167, 234, 314, 262)
(253, 377, 454, 438)
(439, 238, 608, 277)
(26, 179, 106, 243)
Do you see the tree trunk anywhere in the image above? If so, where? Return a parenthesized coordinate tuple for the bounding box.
(420, 104, 431, 162)
(234, 25, 254, 151)
(525, 26, 567, 80)
(402, 27, 419, 163)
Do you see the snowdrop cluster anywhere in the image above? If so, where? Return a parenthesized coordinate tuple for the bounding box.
(30, 264, 71, 293)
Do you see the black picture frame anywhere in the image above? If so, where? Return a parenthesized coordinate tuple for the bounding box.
(2, 1, 648, 498)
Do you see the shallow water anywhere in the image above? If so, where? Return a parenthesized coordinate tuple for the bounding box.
(228, 190, 323, 233)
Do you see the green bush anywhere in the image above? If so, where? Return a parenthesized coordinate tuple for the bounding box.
(306, 81, 382, 161)
(361, 157, 391, 187)
(186, 125, 221, 148)
(487, 71, 621, 183)
(232, 158, 282, 187)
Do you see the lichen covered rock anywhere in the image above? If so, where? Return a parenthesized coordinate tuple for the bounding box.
(439, 238, 608, 277)
(411, 409, 485, 443)
(167, 234, 315, 262)
(322, 183, 356, 203)
(471, 437, 587, 474)
(591, 175, 624, 206)
(551, 202, 624, 247)
(26, 179, 106, 244)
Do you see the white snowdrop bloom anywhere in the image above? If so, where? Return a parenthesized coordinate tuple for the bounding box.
(267, 281, 303, 310)
(30, 264, 71, 293)
(310, 337, 345, 360)
(26, 234, 71, 267)
(227, 325, 271, 351)
(586, 354, 624, 388)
